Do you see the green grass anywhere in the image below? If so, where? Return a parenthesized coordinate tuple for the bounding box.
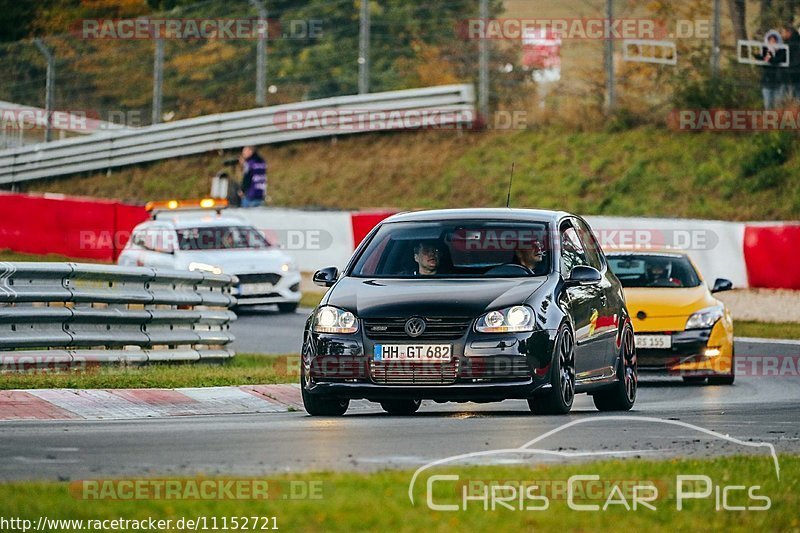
(1, 455, 796, 532)
(24, 128, 800, 221)
(0, 354, 299, 390)
(300, 291, 324, 309)
(735, 321, 800, 341)
(0, 249, 107, 263)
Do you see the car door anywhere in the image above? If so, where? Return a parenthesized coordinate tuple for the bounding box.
(574, 217, 619, 375)
(559, 220, 605, 378)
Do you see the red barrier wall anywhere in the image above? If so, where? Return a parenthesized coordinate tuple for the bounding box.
(350, 210, 397, 248)
(0, 193, 147, 262)
(744, 223, 800, 289)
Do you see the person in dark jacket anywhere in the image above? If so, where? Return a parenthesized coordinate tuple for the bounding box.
(754, 30, 787, 109)
(780, 23, 800, 101)
(238, 146, 267, 208)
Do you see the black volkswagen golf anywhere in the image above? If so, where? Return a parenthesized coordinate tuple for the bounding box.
(302, 209, 637, 416)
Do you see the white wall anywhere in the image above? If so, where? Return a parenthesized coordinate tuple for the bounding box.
(585, 216, 748, 288)
(232, 208, 750, 288)
(231, 208, 355, 272)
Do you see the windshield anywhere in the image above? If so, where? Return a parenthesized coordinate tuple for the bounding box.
(176, 226, 270, 251)
(350, 220, 551, 278)
(607, 254, 701, 288)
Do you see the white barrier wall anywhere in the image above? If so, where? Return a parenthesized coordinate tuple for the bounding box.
(585, 216, 749, 288)
(232, 208, 752, 288)
(231, 208, 355, 272)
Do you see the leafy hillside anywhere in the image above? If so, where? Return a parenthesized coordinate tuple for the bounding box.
(24, 127, 799, 221)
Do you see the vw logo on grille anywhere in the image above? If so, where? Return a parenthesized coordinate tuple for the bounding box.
(404, 317, 427, 337)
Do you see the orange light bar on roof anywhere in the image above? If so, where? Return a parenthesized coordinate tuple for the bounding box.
(145, 198, 228, 213)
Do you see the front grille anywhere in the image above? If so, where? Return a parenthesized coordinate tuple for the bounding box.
(236, 273, 282, 285)
(310, 357, 369, 381)
(370, 360, 459, 385)
(364, 317, 472, 340)
(237, 292, 280, 300)
(461, 357, 532, 381)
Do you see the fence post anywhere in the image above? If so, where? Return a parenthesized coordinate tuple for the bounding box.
(359, 0, 371, 94)
(152, 37, 164, 125)
(33, 39, 55, 143)
(250, 0, 269, 106)
(478, 0, 489, 122)
(603, 0, 616, 113)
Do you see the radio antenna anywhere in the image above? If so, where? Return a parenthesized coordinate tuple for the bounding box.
(505, 162, 515, 208)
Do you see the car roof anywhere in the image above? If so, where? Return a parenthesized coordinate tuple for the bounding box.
(145, 213, 251, 229)
(382, 208, 570, 224)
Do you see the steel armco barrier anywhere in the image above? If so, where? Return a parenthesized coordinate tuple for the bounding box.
(0, 84, 475, 184)
(0, 262, 237, 371)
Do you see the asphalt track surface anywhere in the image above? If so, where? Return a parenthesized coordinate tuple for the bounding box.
(1, 306, 798, 481)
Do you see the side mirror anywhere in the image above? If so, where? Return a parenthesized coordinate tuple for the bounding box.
(711, 278, 733, 293)
(566, 265, 602, 286)
(313, 266, 339, 287)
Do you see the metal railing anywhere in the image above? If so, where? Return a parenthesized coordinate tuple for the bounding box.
(0, 262, 237, 370)
(0, 84, 475, 185)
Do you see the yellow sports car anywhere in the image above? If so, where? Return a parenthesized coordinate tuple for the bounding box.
(606, 251, 735, 385)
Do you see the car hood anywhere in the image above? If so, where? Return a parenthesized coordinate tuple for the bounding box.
(327, 277, 547, 318)
(624, 285, 717, 318)
(175, 248, 292, 275)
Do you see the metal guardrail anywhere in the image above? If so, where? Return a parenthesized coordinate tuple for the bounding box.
(0, 84, 475, 185)
(0, 262, 237, 370)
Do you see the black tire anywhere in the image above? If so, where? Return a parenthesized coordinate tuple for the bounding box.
(682, 376, 707, 384)
(301, 366, 349, 416)
(708, 375, 735, 385)
(528, 324, 575, 415)
(593, 324, 637, 411)
(278, 302, 299, 313)
(380, 399, 421, 415)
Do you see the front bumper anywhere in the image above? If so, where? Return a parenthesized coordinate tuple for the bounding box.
(636, 326, 733, 377)
(233, 271, 302, 306)
(302, 327, 556, 402)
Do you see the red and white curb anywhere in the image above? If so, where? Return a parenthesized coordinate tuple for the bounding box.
(0, 384, 370, 421)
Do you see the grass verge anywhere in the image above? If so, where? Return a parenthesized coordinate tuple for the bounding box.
(734, 321, 800, 340)
(300, 291, 324, 309)
(25, 128, 800, 221)
(0, 354, 299, 390)
(1, 455, 796, 532)
(0, 249, 106, 263)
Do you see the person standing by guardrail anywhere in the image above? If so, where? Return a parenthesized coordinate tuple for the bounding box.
(238, 146, 268, 208)
(754, 30, 787, 110)
(780, 23, 800, 101)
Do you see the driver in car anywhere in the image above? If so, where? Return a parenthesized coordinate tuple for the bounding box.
(513, 239, 545, 274)
(412, 241, 442, 276)
(647, 262, 682, 287)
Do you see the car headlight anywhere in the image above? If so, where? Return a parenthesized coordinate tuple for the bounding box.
(475, 305, 534, 333)
(188, 262, 223, 275)
(281, 260, 297, 272)
(685, 305, 724, 330)
(313, 306, 358, 334)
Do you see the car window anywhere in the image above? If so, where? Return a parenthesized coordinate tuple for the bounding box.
(560, 223, 589, 277)
(607, 254, 702, 288)
(132, 225, 175, 252)
(350, 220, 551, 278)
(176, 226, 270, 250)
(131, 228, 147, 248)
(574, 218, 604, 271)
